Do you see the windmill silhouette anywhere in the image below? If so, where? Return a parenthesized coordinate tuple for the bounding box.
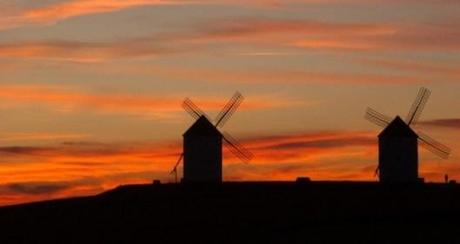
(365, 87, 451, 183)
(170, 92, 253, 183)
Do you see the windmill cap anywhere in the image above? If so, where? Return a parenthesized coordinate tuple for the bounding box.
(183, 116, 222, 137)
(379, 116, 418, 138)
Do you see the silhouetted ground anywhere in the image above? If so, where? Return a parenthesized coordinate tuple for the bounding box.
(1, 181, 459, 243)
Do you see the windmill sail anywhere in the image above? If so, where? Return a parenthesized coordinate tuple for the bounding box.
(417, 131, 451, 159)
(183, 98, 206, 120)
(406, 87, 431, 126)
(223, 132, 253, 163)
(215, 92, 244, 128)
(365, 107, 392, 127)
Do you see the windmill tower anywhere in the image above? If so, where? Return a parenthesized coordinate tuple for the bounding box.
(365, 87, 451, 183)
(183, 116, 222, 182)
(170, 92, 253, 183)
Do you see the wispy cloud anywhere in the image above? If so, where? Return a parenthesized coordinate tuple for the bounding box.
(358, 59, 460, 79)
(0, 0, 195, 30)
(0, 132, 90, 142)
(5, 182, 70, 195)
(0, 85, 293, 119)
(0, 39, 180, 62)
(420, 119, 460, 129)
(292, 23, 460, 51)
(139, 65, 429, 85)
(0, 18, 394, 61)
(243, 131, 376, 163)
(2, 17, 459, 62)
(2, 0, 457, 31)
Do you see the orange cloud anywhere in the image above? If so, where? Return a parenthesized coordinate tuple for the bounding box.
(23, 0, 179, 22)
(0, 40, 179, 62)
(0, 0, 194, 30)
(0, 85, 292, 119)
(291, 23, 460, 52)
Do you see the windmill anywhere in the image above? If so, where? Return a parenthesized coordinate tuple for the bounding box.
(170, 92, 253, 183)
(365, 87, 451, 183)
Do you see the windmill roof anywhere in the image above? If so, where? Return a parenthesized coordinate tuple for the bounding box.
(379, 116, 418, 138)
(183, 116, 222, 137)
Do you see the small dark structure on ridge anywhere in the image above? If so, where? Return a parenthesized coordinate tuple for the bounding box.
(365, 87, 451, 183)
(170, 92, 253, 183)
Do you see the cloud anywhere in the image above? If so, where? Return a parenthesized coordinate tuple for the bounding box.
(192, 18, 395, 40)
(292, 23, 460, 52)
(115, 64, 428, 85)
(420, 119, 460, 129)
(0, 85, 292, 119)
(2, 0, 457, 30)
(0, 141, 175, 159)
(0, 132, 90, 142)
(242, 131, 376, 162)
(2, 17, 459, 62)
(0, 146, 57, 156)
(0, 39, 180, 62)
(22, 0, 181, 22)
(0, 18, 394, 61)
(357, 59, 460, 79)
(0, 0, 195, 30)
(6, 182, 70, 195)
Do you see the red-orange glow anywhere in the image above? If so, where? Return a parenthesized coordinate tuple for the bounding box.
(0, 129, 458, 206)
(0, 131, 376, 205)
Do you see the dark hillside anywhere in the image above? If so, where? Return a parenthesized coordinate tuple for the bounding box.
(1, 182, 459, 243)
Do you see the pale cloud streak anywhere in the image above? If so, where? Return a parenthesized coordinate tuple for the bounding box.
(0, 39, 180, 62)
(1, 17, 459, 64)
(0, 85, 299, 118)
(0, 19, 395, 61)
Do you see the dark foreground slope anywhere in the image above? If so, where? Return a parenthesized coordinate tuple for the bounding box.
(0, 182, 460, 243)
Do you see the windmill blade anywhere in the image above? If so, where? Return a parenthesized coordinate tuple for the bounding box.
(222, 132, 253, 163)
(406, 87, 425, 124)
(215, 92, 244, 128)
(183, 98, 206, 120)
(406, 87, 431, 126)
(364, 107, 392, 127)
(417, 131, 451, 159)
(170, 153, 184, 175)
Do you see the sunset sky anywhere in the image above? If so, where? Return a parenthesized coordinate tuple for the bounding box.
(0, 0, 459, 205)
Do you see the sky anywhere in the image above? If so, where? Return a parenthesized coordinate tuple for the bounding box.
(0, 0, 459, 205)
